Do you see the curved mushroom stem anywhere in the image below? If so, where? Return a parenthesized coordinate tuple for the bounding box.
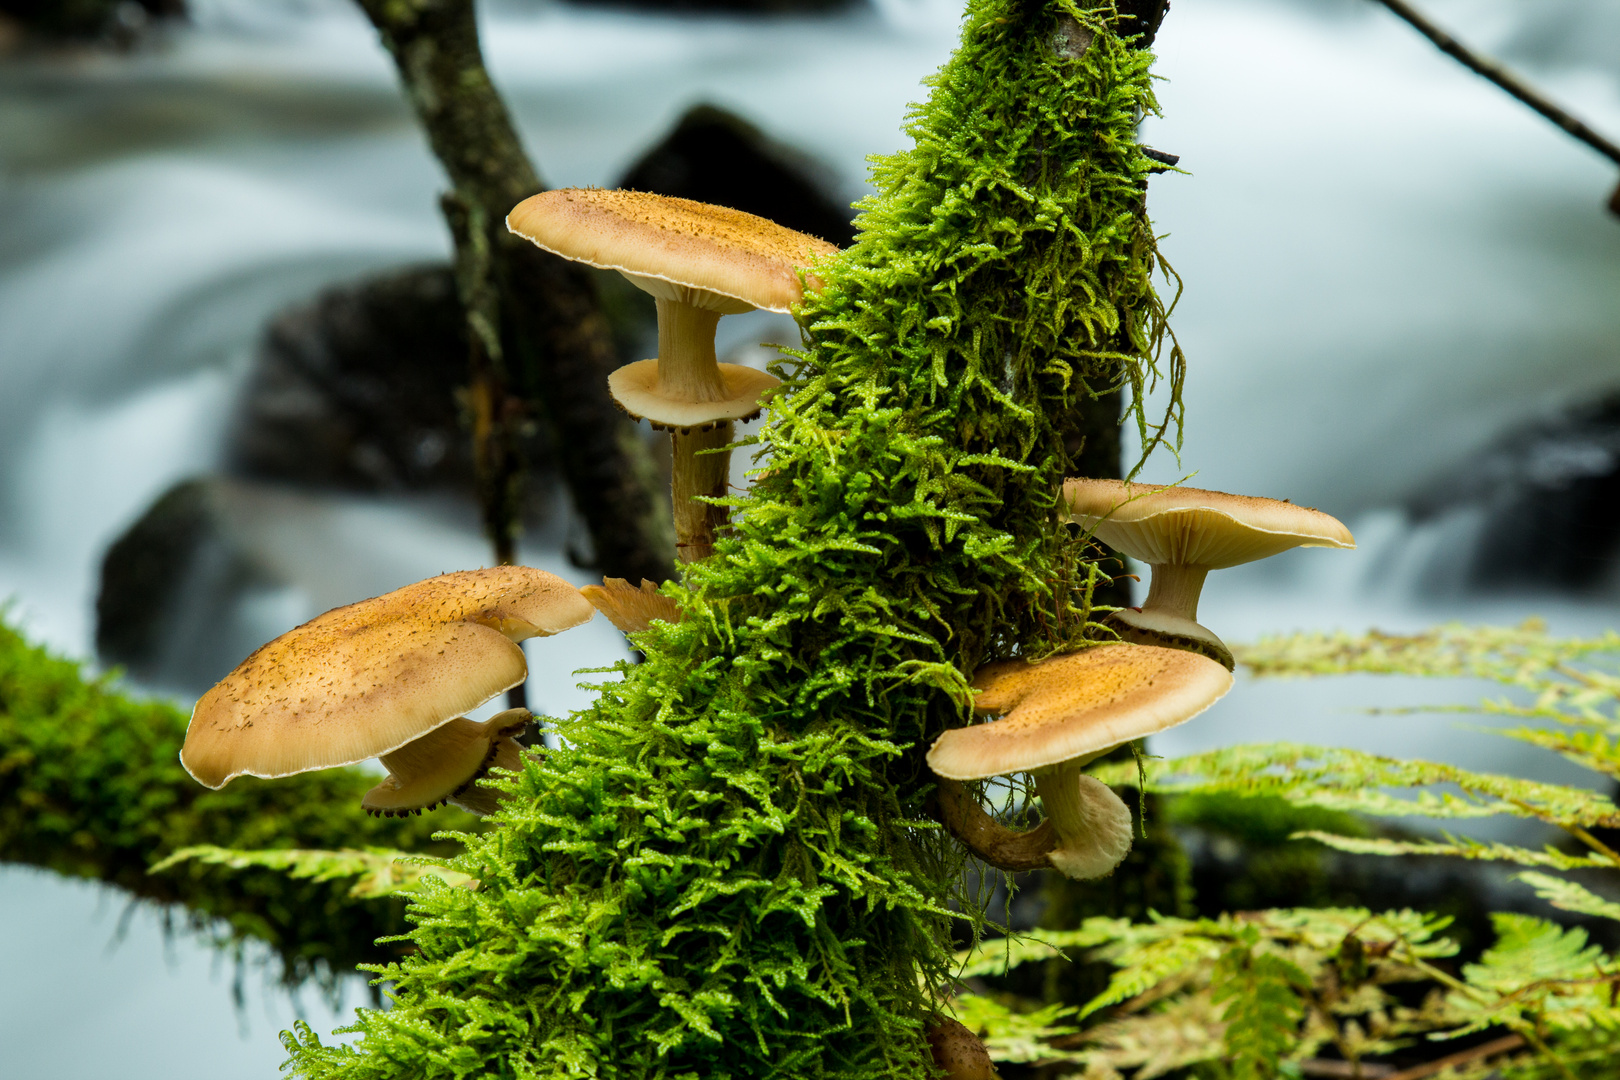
(1143, 562, 1208, 621)
(932, 778, 1056, 872)
(926, 1017, 1001, 1080)
(655, 298, 727, 403)
(364, 708, 533, 817)
(1031, 760, 1135, 880)
(672, 421, 733, 563)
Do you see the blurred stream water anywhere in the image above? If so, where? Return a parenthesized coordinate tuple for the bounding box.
(0, 0, 1617, 1073)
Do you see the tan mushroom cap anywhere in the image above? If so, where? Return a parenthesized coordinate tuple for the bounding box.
(362, 709, 532, 817)
(507, 188, 839, 314)
(1063, 479, 1355, 568)
(927, 643, 1232, 781)
(182, 566, 594, 789)
(607, 358, 779, 431)
(580, 577, 684, 635)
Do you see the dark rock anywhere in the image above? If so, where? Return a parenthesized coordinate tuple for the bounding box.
(617, 103, 856, 247)
(95, 477, 272, 688)
(567, 0, 853, 16)
(0, 0, 183, 44)
(226, 263, 553, 498)
(1409, 389, 1620, 591)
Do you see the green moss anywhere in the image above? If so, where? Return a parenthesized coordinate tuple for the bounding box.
(284, 3, 1179, 1076)
(0, 616, 477, 990)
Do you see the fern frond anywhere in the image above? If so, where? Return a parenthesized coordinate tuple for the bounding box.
(149, 845, 476, 899)
(1094, 743, 1620, 828)
(1210, 928, 1310, 1080)
(947, 993, 1081, 1064)
(1451, 914, 1620, 1034)
(1516, 873, 1620, 924)
(1297, 832, 1616, 871)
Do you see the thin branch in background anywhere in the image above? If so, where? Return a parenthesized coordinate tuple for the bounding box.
(1370, 0, 1620, 217)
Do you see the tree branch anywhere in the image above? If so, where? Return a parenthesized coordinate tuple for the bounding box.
(354, 0, 675, 581)
(1371, 0, 1620, 216)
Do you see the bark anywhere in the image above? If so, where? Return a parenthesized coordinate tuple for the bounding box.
(354, 0, 675, 583)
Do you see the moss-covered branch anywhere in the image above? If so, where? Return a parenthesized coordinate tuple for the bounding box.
(354, 0, 675, 581)
(0, 618, 479, 989)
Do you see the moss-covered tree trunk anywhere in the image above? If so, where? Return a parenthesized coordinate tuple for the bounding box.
(285, 2, 1180, 1076)
(354, 0, 674, 583)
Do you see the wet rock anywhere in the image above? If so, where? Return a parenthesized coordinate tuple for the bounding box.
(617, 103, 856, 247)
(567, 0, 853, 16)
(95, 477, 274, 689)
(1409, 389, 1620, 591)
(226, 263, 553, 498)
(0, 0, 183, 45)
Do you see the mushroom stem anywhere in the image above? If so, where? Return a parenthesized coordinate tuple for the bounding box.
(655, 298, 727, 403)
(932, 778, 1056, 872)
(1031, 760, 1134, 880)
(1143, 562, 1209, 621)
(672, 422, 734, 563)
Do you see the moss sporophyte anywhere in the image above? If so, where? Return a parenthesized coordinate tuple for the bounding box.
(261, 0, 1186, 1075)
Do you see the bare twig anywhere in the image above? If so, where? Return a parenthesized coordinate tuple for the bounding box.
(354, 0, 675, 583)
(1381, 1033, 1527, 1080)
(1371, 0, 1620, 214)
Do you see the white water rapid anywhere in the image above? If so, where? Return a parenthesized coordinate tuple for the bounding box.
(1, 0, 1617, 1073)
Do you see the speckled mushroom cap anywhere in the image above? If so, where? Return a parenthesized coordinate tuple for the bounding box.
(181, 567, 594, 789)
(507, 188, 839, 313)
(926, 643, 1232, 780)
(1062, 479, 1355, 568)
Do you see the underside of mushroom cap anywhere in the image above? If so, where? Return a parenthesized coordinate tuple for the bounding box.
(608, 359, 780, 431)
(507, 188, 839, 314)
(927, 643, 1233, 781)
(1063, 478, 1355, 569)
(1109, 607, 1235, 671)
(362, 709, 532, 817)
(182, 567, 594, 789)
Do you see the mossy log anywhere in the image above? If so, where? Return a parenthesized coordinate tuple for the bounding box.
(0, 619, 477, 990)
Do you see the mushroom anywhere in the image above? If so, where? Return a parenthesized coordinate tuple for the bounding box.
(362, 708, 532, 817)
(507, 188, 838, 562)
(181, 566, 595, 815)
(926, 1018, 1000, 1080)
(927, 643, 1231, 879)
(1063, 478, 1354, 669)
(579, 576, 683, 635)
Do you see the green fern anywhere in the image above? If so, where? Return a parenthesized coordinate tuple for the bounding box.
(149, 846, 476, 899)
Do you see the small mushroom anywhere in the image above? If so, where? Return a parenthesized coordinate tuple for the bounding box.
(928, 643, 1231, 879)
(507, 189, 838, 562)
(1063, 478, 1354, 669)
(181, 566, 595, 815)
(926, 1017, 1000, 1080)
(362, 708, 532, 817)
(579, 576, 683, 635)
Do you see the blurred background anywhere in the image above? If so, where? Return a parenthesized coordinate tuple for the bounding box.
(0, 0, 1616, 1073)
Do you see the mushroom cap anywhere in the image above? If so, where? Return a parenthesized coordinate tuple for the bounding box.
(580, 577, 684, 635)
(182, 567, 594, 789)
(507, 188, 839, 314)
(362, 709, 532, 816)
(926, 643, 1232, 780)
(608, 359, 780, 431)
(1063, 478, 1355, 569)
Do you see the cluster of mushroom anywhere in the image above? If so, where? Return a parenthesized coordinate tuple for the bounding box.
(507, 188, 838, 565)
(179, 190, 835, 817)
(926, 482, 1353, 881)
(181, 567, 594, 816)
